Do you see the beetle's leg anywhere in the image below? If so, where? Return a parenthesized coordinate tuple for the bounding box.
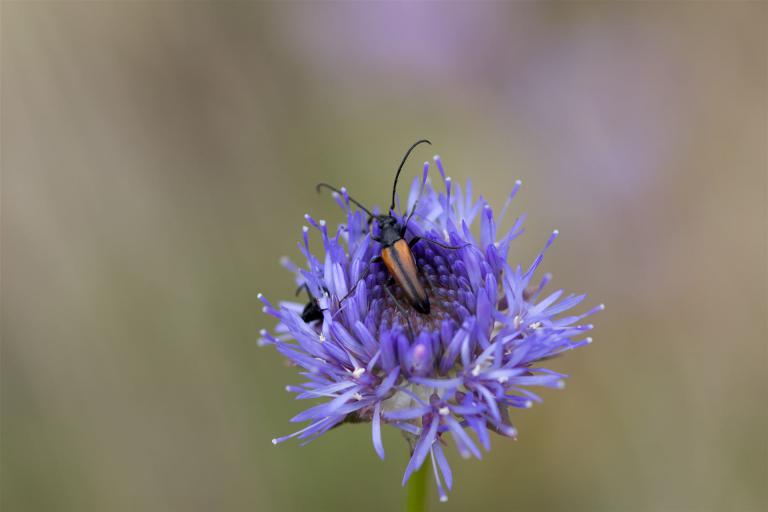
(383, 280, 415, 339)
(338, 275, 364, 305)
(409, 236, 470, 251)
(336, 252, 385, 308)
(420, 266, 436, 293)
(337, 257, 379, 306)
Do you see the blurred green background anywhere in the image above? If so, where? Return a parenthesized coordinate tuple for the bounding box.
(2, 3, 766, 511)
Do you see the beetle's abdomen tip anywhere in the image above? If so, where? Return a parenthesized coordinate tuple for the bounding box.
(414, 299, 431, 315)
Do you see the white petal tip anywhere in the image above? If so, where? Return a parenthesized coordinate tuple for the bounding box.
(586, 337, 594, 344)
(302, 226, 309, 233)
(556, 380, 566, 389)
(598, 303, 606, 310)
(515, 179, 522, 186)
(271, 439, 278, 445)
(257, 293, 263, 299)
(553, 229, 560, 235)
(440, 496, 448, 503)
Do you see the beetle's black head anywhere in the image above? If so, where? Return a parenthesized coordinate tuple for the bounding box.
(376, 214, 399, 230)
(374, 214, 403, 247)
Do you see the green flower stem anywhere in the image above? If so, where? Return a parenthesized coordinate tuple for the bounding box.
(405, 462, 430, 512)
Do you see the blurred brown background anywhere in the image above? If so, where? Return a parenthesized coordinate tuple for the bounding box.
(2, 3, 766, 512)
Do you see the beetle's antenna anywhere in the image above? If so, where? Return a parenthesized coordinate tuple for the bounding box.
(403, 161, 430, 232)
(295, 283, 310, 297)
(390, 139, 431, 212)
(316, 183, 374, 218)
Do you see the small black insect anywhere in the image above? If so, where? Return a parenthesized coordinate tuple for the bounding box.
(297, 284, 324, 324)
(317, 139, 466, 316)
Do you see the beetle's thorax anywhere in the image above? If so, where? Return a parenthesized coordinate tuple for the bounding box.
(375, 215, 403, 247)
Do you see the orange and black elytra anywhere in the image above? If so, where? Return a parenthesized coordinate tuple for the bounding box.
(317, 140, 467, 316)
(381, 238, 429, 314)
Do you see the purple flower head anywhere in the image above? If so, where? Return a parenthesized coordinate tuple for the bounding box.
(259, 152, 603, 501)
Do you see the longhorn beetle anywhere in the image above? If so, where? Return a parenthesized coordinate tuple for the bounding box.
(317, 139, 467, 316)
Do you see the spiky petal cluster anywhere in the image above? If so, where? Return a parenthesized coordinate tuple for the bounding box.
(259, 156, 603, 501)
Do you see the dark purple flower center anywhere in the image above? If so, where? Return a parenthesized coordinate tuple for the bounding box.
(367, 241, 474, 338)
